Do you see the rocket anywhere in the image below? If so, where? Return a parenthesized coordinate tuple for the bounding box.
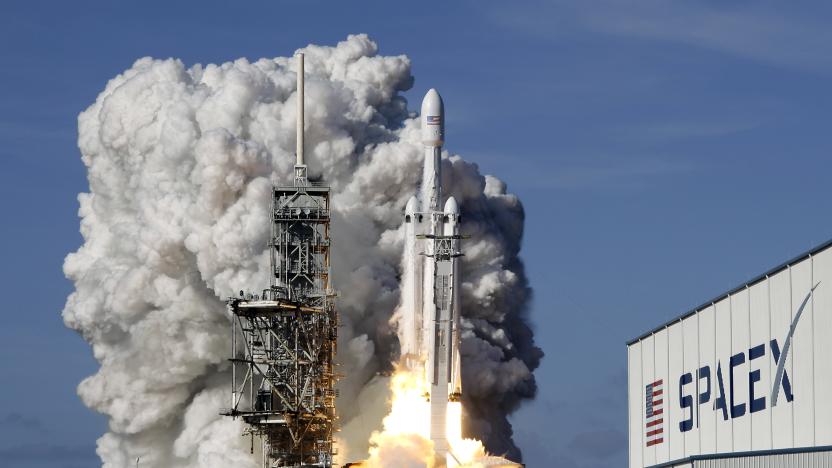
(402, 88, 463, 462)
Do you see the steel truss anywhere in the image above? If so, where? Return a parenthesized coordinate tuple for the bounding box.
(224, 182, 337, 468)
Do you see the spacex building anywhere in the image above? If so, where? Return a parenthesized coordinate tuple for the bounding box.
(628, 239, 832, 467)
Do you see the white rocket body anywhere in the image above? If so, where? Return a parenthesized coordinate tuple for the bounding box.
(401, 196, 423, 365)
(421, 88, 444, 212)
(401, 89, 462, 465)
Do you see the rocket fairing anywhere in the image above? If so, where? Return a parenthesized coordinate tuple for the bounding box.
(402, 88, 463, 462)
(421, 88, 444, 214)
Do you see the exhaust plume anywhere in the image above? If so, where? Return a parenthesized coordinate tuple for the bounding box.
(63, 34, 542, 466)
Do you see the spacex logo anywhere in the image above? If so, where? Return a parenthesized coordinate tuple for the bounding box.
(650, 283, 820, 435)
(770, 282, 820, 406)
(677, 339, 792, 431)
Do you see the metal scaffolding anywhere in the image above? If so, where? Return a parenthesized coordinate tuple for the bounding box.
(223, 180, 337, 467)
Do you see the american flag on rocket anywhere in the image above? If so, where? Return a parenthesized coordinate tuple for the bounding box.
(645, 379, 663, 447)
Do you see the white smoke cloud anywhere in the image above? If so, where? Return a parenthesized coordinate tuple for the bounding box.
(63, 34, 541, 466)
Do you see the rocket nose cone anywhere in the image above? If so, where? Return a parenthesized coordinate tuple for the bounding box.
(443, 196, 459, 215)
(405, 196, 419, 214)
(421, 88, 444, 146)
(421, 88, 443, 117)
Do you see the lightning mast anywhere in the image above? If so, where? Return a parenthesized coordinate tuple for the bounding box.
(223, 53, 338, 468)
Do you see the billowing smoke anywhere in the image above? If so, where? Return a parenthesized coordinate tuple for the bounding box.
(63, 34, 542, 466)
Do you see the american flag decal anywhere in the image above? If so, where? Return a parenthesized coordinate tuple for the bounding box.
(426, 115, 441, 125)
(645, 379, 664, 447)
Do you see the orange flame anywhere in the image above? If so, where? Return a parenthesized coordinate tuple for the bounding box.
(363, 367, 488, 467)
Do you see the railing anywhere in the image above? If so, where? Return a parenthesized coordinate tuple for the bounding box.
(275, 180, 329, 189)
(274, 208, 330, 220)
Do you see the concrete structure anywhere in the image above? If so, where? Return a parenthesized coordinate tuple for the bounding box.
(222, 53, 338, 468)
(628, 239, 832, 468)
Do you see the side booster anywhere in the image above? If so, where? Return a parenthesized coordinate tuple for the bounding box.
(402, 88, 463, 461)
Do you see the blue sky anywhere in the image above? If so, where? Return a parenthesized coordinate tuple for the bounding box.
(2, 1, 832, 466)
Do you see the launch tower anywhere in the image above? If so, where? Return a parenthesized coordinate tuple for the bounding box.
(223, 53, 338, 468)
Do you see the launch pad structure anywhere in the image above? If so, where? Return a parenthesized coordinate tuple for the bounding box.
(222, 53, 338, 468)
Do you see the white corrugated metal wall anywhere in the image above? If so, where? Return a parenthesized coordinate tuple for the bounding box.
(696, 451, 832, 467)
(663, 450, 832, 467)
(628, 243, 832, 467)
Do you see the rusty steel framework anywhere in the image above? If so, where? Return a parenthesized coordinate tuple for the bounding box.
(222, 53, 337, 468)
(224, 181, 338, 467)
